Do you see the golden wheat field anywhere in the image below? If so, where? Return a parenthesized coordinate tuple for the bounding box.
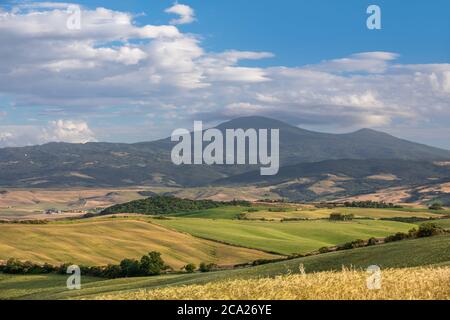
(96, 267, 450, 300)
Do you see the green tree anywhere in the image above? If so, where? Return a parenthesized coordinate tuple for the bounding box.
(429, 202, 444, 210)
(140, 251, 166, 276)
(120, 258, 140, 277)
(417, 223, 444, 238)
(183, 263, 196, 273)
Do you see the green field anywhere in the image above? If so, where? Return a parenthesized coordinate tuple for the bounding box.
(0, 219, 279, 269)
(430, 218, 450, 230)
(1, 234, 449, 300)
(170, 206, 250, 219)
(169, 205, 446, 221)
(152, 218, 416, 255)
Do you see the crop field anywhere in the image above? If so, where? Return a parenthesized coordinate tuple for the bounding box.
(1, 234, 449, 300)
(152, 218, 416, 255)
(170, 205, 447, 221)
(431, 218, 450, 230)
(0, 188, 154, 219)
(0, 219, 280, 269)
(334, 207, 448, 219)
(243, 207, 446, 220)
(98, 267, 450, 300)
(170, 206, 250, 219)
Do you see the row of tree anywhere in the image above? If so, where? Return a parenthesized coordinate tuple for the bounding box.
(343, 201, 402, 208)
(0, 251, 225, 279)
(0, 252, 170, 279)
(318, 223, 446, 254)
(329, 213, 354, 221)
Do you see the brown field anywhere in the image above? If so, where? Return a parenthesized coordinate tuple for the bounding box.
(0, 188, 148, 219)
(0, 186, 280, 220)
(96, 267, 450, 300)
(0, 219, 280, 269)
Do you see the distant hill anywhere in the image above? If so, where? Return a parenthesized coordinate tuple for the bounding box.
(216, 158, 450, 201)
(0, 116, 449, 188)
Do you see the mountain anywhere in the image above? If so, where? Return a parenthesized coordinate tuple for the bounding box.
(0, 116, 449, 188)
(215, 116, 450, 164)
(216, 158, 450, 202)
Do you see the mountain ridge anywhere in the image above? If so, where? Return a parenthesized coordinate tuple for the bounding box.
(0, 116, 449, 188)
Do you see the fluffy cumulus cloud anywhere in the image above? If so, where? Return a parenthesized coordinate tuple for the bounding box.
(0, 2, 450, 147)
(43, 119, 97, 143)
(0, 119, 96, 147)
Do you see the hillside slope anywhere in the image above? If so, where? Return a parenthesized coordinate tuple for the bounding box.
(1, 234, 448, 300)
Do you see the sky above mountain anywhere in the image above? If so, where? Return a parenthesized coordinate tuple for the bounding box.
(0, 0, 449, 148)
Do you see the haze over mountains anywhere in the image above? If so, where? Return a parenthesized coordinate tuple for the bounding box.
(0, 116, 449, 201)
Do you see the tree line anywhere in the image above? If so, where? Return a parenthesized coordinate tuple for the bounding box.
(99, 196, 250, 215)
(344, 201, 403, 209)
(0, 251, 223, 279)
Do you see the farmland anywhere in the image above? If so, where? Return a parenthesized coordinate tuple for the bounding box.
(169, 204, 447, 221)
(1, 234, 449, 300)
(0, 192, 449, 300)
(98, 267, 450, 300)
(0, 219, 280, 269)
(152, 218, 416, 255)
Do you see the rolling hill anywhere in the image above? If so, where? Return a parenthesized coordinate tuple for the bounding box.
(217, 159, 450, 201)
(0, 116, 449, 188)
(1, 234, 449, 300)
(0, 219, 280, 269)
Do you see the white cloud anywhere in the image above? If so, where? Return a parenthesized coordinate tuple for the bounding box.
(0, 3, 449, 147)
(44, 119, 96, 143)
(311, 52, 399, 74)
(165, 3, 195, 25)
(0, 120, 96, 147)
(0, 132, 13, 142)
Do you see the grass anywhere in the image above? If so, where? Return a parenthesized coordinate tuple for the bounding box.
(97, 267, 450, 300)
(170, 206, 249, 219)
(428, 218, 450, 230)
(1, 234, 449, 300)
(152, 218, 416, 255)
(334, 207, 446, 219)
(169, 206, 446, 221)
(0, 219, 279, 269)
(0, 273, 101, 300)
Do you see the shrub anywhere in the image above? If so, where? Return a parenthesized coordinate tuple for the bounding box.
(183, 263, 196, 273)
(199, 262, 218, 272)
(417, 223, 444, 238)
(367, 237, 378, 246)
(344, 201, 402, 209)
(339, 239, 366, 250)
(268, 207, 289, 212)
(103, 264, 122, 279)
(385, 232, 409, 243)
(329, 213, 354, 221)
(319, 247, 331, 254)
(236, 213, 248, 220)
(428, 202, 444, 211)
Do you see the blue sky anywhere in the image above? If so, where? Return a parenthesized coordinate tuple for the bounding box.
(48, 0, 450, 66)
(0, 0, 449, 148)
